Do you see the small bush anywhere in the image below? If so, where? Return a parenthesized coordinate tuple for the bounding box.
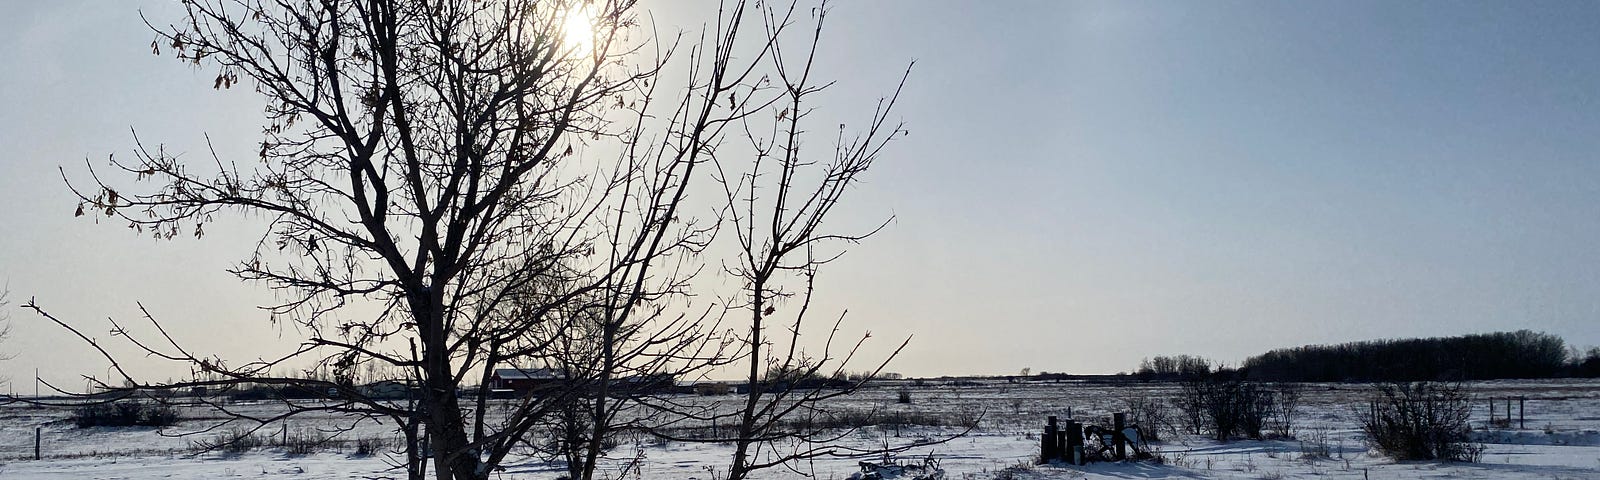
(281, 428, 332, 456)
(72, 401, 181, 428)
(353, 435, 394, 457)
(1298, 426, 1332, 459)
(1361, 382, 1482, 461)
(1176, 376, 1287, 441)
(191, 427, 266, 454)
(1123, 395, 1173, 442)
(986, 460, 1034, 480)
(143, 403, 182, 427)
(1173, 377, 1302, 441)
(1269, 383, 1303, 438)
(897, 389, 912, 404)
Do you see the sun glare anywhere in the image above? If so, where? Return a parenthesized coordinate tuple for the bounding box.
(561, 4, 596, 60)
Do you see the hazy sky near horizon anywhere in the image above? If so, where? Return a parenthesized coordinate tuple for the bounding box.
(4, 1, 1600, 390)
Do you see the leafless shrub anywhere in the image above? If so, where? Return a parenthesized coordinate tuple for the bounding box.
(71, 401, 180, 428)
(190, 427, 266, 454)
(1176, 377, 1297, 441)
(1123, 395, 1173, 442)
(1270, 383, 1303, 438)
(353, 435, 395, 457)
(280, 428, 333, 456)
(1298, 426, 1332, 460)
(987, 461, 1036, 480)
(1361, 382, 1482, 462)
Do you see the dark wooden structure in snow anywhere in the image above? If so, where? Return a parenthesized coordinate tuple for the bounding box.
(1040, 412, 1141, 465)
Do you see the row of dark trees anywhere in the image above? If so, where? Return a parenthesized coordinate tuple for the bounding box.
(1241, 330, 1582, 382)
(1133, 331, 1600, 383)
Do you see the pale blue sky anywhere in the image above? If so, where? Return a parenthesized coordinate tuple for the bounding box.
(3, 1, 1600, 388)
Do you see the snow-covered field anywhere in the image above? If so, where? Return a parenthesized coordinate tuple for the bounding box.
(3, 379, 1599, 479)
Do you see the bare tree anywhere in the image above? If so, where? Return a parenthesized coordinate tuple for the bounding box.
(0, 287, 11, 392)
(0, 287, 9, 354)
(632, 3, 935, 472)
(31, 0, 888, 479)
(702, 3, 918, 478)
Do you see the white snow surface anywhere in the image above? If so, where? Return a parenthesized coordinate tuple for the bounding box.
(2, 379, 1598, 479)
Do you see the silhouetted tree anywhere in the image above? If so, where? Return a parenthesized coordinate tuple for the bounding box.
(0, 287, 11, 390)
(33, 1, 906, 479)
(630, 4, 925, 478)
(712, 11, 914, 476)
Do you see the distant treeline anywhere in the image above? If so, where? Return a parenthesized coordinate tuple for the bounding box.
(1135, 330, 1600, 382)
(1242, 330, 1600, 382)
(1134, 354, 1215, 380)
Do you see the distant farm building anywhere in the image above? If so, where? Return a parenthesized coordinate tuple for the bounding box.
(362, 380, 417, 400)
(693, 382, 731, 395)
(490, 368, 565, 394)
(608, 373, 678, 394)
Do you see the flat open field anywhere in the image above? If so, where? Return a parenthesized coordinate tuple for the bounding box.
(2, 379, 1598, 479)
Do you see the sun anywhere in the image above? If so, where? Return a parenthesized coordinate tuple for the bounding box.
(561, 3, 596, 60)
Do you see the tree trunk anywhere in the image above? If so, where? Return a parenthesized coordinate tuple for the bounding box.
(579, 317, 618, 480)
(729, 281, 766, 480)
(416, 289, 481, 480)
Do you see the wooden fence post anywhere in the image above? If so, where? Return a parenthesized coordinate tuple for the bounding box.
(1042, 415, 1058, 463)
(1519, 396, 1526, 429)
(35, 426, 41, 460)
(1055, 429, 1067, 462)
(1113, 412, 1127, 461)
(1066, 420, 1084, 465)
